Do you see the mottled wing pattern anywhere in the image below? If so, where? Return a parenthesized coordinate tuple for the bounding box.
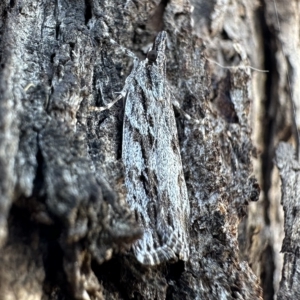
(122, 32, 190, 265)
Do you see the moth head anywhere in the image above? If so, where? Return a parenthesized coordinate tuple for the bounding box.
(147, 50, 158, 63)
(147, 31, 167, 66)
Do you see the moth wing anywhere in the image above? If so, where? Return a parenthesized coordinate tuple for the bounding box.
(122, 33, 190, 265)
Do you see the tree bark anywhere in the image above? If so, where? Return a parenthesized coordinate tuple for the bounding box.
(0, 0, 297, 299)
(275, 143, 300, 300)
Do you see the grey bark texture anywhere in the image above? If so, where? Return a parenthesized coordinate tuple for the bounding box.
(0, 0, 297, 299)
(275, 143, 300, 300)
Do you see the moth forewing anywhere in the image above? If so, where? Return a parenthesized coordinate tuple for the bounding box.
(122, 31, 190, 265)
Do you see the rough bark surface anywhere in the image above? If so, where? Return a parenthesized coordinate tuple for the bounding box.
(275, 143, 300, 300)
(0, 0, 297, 299)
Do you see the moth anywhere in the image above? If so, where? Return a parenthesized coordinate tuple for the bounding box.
(92, 31, 190, 265)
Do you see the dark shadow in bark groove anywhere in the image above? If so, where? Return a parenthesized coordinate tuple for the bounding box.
(257, 3, 278, 299)
(92, 257, 131, 300)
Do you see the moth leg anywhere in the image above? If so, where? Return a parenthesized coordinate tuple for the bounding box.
(89, 93, 124, 112)
(89, 48, 139, 113)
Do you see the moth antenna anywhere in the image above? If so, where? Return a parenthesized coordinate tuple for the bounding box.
(90, 34, 140, 113)
(89, 94, 123, 112)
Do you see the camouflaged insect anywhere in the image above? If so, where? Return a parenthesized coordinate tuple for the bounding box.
(92, 31, 190, 265)
(121, 31, 190, 265)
